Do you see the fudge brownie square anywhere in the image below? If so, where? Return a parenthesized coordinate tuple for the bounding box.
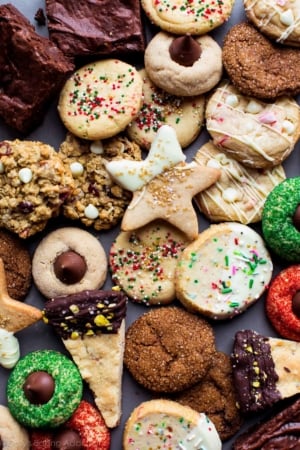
(0, 4, 74, 134)
(45, 0, 145, 59)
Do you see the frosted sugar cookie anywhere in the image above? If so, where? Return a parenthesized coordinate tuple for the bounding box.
(58, 59, 143, 140)
(175, 222, 273, 319)
(205, 82, 300, 168)
(194, 141, 286, 224)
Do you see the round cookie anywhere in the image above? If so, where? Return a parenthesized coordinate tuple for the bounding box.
(266, 265, 300, 341)
(205, 82, 300, 168)
(194, 141, 286, 224)
(262, 177, 300, 262)
(58, 59, 143, 140)
(140, 0, 234, 35)
(58, 132, 141, 230)
(0, 405, 30, 449)
(222, 22, 300, 99)
(109, 220, 191, 305)
(144, 31, 222, 96)
(0, 228, 31, 300)
(123, 399, 221, 450)
(32, 227, 107, 298)
(7, 350, 83, 429)
(30, 401, 110, 450)
(126, 68, 205, 150)
(172, 351, 243, 441)
(0, 140, 74, 239)
(244, 0, 300, 47)
(124, 306, 216, 393)
(175, 222, 273, 319)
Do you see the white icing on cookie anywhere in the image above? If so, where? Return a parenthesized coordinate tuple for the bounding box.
(0, 328, 20, 368)
(105, 125, 186, 191)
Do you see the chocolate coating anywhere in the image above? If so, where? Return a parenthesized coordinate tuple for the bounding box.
(293, 204, 300, 231)
(52, 428, 82, 450)
(54, 251, 87, 284)
(292, 291, 300, 318)
(169, 34, 201, 67)
(23, 371, 55, 405)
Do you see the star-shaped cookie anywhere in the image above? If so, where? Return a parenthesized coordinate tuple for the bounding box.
(121, 161, 220, 240)
(0, 258, 42, 332)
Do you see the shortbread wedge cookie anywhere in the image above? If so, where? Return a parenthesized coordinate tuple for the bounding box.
(43, 289, 127, 428)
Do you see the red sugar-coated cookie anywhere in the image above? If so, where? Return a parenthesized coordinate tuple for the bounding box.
(266, 265, 300, 341)
(30, 401, 110, 450)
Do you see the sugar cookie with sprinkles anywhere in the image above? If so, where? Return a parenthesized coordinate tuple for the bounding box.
(58, 59, 143, 140)
(244, 0, 300, 47)
(123, 399, 221, 450)
(175, 222, 273, 319)
(126, 68, 205, 150)
(205, 82, 300, 168)
(109, 220, 191, 305)
(140, 0, 235, 35)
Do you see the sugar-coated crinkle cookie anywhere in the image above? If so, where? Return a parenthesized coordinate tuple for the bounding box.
(194, 141, 286, 224)
(58, 59, 143, 140)
(175, 222, 273, 319)
(205, 82, 300, 168)
(262, 177, 300, 262)
(126, 68, 205, 150)
(123, 399, 221, 450)
(32, 227, 107, 298)
(266, 265, 300, 341)
(222, 22, 300, 99)
(0, 405, 30, 449)
(244, 0, 300, 47)
(144, 31, 222, 96)
(109, 220, 191, 305)
(7, 350, 83, 429)
(124, 306, 216, 393)
(141, 0, 234, 35)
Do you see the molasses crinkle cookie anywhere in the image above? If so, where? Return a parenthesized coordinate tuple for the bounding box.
(0, 140, 74, 238)
(222, 22, 300, 99)
(244, 0, 300, 47)
(194, 141, 286, 224)
(205, 82, 300, 168)
(141, 0, 234, 35)
(175, 222, 273, 319)
(123, 399, 221, 450)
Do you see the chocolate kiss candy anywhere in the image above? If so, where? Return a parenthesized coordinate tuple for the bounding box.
(169, 34, 201, 66)
(292, 291, 300, 318)
(293, 205, 300, 231)
(54, 251, 87, 284)
(52, 428, 83, 450)
(23, 370, 55, 404)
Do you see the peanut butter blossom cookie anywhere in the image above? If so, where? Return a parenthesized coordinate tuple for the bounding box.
(7, 350, 83, 429)
(262, 177, 300, 262)
(141, 0, 235, 35)
(58, 59, 143, 140)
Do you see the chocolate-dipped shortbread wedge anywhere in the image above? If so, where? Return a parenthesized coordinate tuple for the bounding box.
(43, 289, 127, 428)
(231, 329, 300, 413)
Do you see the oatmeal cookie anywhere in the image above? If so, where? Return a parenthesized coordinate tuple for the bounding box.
(0, 140, 74, 238)
(59, 133, 141, 230)
(222, 22, 300, 99)
(124, 306, 216, 393)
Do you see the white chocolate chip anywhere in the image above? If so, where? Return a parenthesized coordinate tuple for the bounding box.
(0, 162, 4, 174)
(280, 9, 294, 26)
(18, 167, 32, 183)
(225, 94, 239, 107)
(84, 204, 99, 219)
(245, 100, 263, 114)
(282, 119, 295, 135)
(206, 159, 221, 169)
(90, 140, 104, 154)
(222, 187, 239, 203)
(70, 161, 84, 177)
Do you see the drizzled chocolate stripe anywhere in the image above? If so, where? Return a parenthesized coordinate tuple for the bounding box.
(231, 330, 281, 413)
(43, 290, 127, 339)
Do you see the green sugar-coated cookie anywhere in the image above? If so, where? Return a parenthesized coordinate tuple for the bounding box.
(7, 350, 82, 428)
(262, 177, 300, 262)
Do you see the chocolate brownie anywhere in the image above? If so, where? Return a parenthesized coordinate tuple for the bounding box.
(0, 4, 74, 133)
(45, 0, 145, 59)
